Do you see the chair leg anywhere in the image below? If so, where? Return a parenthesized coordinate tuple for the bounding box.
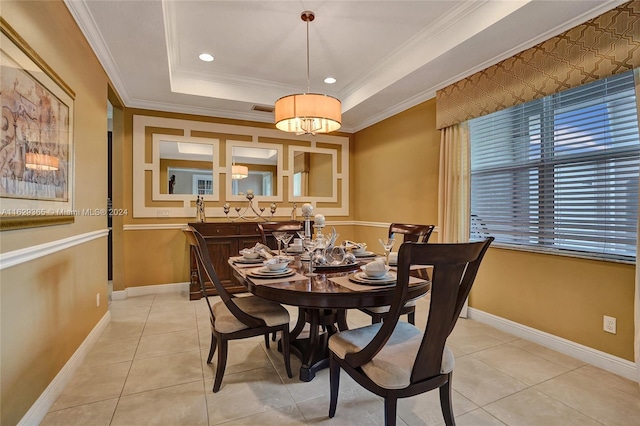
(281, 326, 293, 378)
(384, 396, 398, 426)
(407, 309, 416, 325)
(213, 337, 228, 393)
(439, 373, 455, 426)
(264, 333, 270, 349)
(328, 354, 341, 418)
(206, 333, 217, 364)
(272, 331, 277, 341)
(371, 313, 383, 324)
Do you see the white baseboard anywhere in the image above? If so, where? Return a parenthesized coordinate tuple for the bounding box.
(18, 311, 112, 426)
(467, 307, 638, 382)
(111, 281, 190, 300)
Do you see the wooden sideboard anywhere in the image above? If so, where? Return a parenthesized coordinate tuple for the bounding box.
(187, 221, 281, 300)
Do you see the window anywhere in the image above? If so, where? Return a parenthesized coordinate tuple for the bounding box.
(469, 70, 639, 261)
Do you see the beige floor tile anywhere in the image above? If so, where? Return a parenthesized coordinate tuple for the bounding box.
(41, 398, 118, 426)
(122, 350, 203, 395)
(451, 356, 528, 406)
(219, 403, 307, 425)
(50, 362, 130, 411)
(201, 338, 274, 379)
(507, 339, 586, 370)
(454, 408, 506, 426)
(456, 320, 520, 343)
(98, 319, 145, 342)
(82, 336, 139, 368)
(397, 388, 478, 426)
(205, 367, 296, 424)
(296, 391, 407, 426)
(471, 344, 571, 385)
(534, 370, 640, 426)
(135, 328, 200, 359)
(574, 364, 640, 399)
(142, 305, 198, 336)
(44, 292, 640, 426)
(484, 387, 603, 426)
(111, 381, 207, 426)
(446, 326, 504, 355)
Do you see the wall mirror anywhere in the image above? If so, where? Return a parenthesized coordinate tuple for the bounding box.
(159, 140, 214, 195)
(227, 141, 283, 202)
(290, 147, 337, 201)
(151, 134, 220, 204)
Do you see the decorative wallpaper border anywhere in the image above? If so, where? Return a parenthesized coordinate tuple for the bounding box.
(436, 1, 640, 129)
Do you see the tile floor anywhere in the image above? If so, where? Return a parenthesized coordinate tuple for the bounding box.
(42, 291, 640, 425)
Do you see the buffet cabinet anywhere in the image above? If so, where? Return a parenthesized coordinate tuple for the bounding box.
(188, 222, 278, 300)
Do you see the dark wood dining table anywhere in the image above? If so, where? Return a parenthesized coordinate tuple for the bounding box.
(230, 255, 431, 381)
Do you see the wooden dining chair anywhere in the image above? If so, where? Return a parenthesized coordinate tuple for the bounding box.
(183, 226, 293, 392)
(360, 223, 435, 324)
(257, 220, 304, 249)
(329, 237, 493, 425)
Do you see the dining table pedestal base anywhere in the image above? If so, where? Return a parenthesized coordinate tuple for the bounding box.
(284, 307, 348, 382)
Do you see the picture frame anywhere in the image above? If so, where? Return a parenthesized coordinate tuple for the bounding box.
(0, 18, 75, 230)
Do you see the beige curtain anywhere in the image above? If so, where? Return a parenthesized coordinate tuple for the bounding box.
(438, 122, 471, 316)
(438, 122, 470, 243)
(634, 68, 640, 385)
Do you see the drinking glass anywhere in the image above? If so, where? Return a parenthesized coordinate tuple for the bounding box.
(303, 237, 319, 276)
(281, 233, 293, 253)
(272, 231, 285, 255)
(379, 237, 395, 266)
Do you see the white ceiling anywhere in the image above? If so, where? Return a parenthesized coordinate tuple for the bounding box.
(65, 0, 626, 133)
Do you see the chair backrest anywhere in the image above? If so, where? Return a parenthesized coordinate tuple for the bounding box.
(388, 223, 435, 243)
(344, 238, 494, 384)
(182, 226, 264, 328)
(257, 221, 304, 245)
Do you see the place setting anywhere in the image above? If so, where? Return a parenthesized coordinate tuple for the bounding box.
(246, 257, 297, 279)
(348, 258, 396, 285)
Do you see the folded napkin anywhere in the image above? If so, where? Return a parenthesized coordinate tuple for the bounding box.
(388, 252, 398, 264)
(364, 258, 387, 272)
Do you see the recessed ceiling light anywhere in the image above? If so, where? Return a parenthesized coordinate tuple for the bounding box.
(324, 77, 336, 84)
(199, 53, 214, 62)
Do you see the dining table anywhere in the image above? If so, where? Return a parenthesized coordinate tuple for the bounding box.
(229, 253, 431, 382)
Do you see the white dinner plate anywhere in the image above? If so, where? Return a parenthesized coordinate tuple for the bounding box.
(247, 267, 295, 279)
(233, 257, 264, 264)
(349, 271, 396, 285)
(353, 251, 376, 258)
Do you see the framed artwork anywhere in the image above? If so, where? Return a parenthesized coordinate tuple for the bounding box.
(0, 18, 75, 230)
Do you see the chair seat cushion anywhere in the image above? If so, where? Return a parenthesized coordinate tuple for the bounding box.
(328, 322, 454, 390)
(213, 296, 289, 334)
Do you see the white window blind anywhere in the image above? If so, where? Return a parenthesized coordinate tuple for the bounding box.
(469, 70, 639, 261)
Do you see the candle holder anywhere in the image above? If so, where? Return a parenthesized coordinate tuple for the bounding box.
(223, 190, 277, 222)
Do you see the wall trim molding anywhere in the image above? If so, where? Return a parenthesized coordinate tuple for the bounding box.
(18, 310, 111, 426)
(112, 281, 190, 300)
(467, 307, 638, 382)
(0, 229, 109, 270)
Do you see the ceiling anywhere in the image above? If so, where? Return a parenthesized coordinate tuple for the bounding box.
(65, 0, 625, 133)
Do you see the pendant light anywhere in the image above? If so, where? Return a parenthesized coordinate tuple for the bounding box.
(274, 11, 341, 135)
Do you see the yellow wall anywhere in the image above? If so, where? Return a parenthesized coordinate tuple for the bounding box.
(352, 98, 440, 245)
(0, 2, 109, 424)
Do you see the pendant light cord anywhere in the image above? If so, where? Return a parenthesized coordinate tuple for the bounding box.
(306, 16, 310, 94)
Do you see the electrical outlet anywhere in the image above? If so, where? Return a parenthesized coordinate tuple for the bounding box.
(157, 209, 170, 218)
(603, 315, 616, 334)
(96, 293, 101, 307)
